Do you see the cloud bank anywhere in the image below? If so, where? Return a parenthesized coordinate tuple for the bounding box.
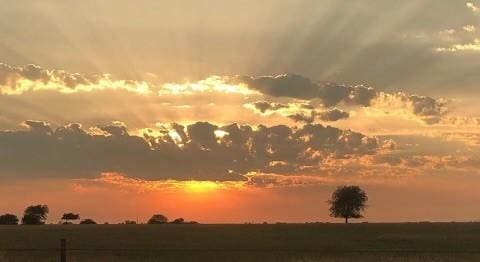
(0, 120, 381, 181)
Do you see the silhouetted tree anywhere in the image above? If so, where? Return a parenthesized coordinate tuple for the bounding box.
(79, 218, 97, 224)
(328, 185, 368, 224)
(22, 205, 49, 225)
(0, 214, 19, 225)
(171, 218, 185, 224)
(124, 220, 137, 224)
(148, 214, 168, 224)
(61, 213, 80, 224)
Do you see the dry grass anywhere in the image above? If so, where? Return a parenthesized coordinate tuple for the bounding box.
(1, 223, 480, 261)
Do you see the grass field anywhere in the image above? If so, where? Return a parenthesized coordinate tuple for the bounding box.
(1, 223, 480, 261)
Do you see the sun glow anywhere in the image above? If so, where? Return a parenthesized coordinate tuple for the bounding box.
(159, 76, 256, 95)
(181, 181, 225, 193)
(77, 173, 246, 195)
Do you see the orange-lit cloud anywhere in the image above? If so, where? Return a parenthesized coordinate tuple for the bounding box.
(74, 172, 246, 194)
(0, 63, 151, 95)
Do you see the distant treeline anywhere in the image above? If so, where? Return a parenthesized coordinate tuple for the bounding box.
(0, 185, 368, 225)
(0, 205, 197, 225)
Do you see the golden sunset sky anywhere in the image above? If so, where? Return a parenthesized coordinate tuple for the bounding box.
(1, 0, 480, 223)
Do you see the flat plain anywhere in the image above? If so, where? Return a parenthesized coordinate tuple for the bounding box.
(1, 223, 480, 261)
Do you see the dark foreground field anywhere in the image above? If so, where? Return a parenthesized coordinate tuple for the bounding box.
(1, 223, 480, 262)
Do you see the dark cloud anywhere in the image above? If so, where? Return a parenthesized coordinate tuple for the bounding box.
(0, 121, 381, 181)
(23, 120, 52, 135)
(251, 101, 289, 114)
(288, 113, 315, 124)
(408, 95, 448, 124)
(236, 74, 318, 100)
(236, 74, 378, 107)
(287, 109, 349, 123)
(317, 109, 350, 122)
(99, 122, 129, 136)
(236, 74, 448, 124)
(247, 101, 350, 123)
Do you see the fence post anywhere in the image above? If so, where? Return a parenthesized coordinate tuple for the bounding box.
(60, 238, 66, 262)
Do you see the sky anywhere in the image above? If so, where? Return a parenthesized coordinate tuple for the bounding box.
(1, 0, 480, 223)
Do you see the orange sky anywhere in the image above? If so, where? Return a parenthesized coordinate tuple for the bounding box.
(1, 173, 480, 224)
(1, 1, 480, 223)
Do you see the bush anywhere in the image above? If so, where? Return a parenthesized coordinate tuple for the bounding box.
(0, 214, 19, 225)
(79, 218, 97, 224)
(148, 214, 168, 224)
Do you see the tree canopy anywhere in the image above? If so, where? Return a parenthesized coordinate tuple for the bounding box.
(328, 185, 368, 223)
(0, 214, 19, 225)
(22, 205, 49, 225)
(148, 214, 168, 224)
(62, 213, 80, 221)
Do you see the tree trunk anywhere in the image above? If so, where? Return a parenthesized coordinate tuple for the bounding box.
(345, 217, 348, 224)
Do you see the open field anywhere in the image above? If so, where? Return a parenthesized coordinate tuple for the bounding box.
(1, 223, 480, 261)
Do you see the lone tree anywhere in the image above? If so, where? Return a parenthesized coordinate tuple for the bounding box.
(328, 185, 368, 224)
(148, 214, 168, 224)
(22, 205, 49, 225)
(0, 214, 19, 225)
(61, 213, 80, 224)
(79, 218, 97, 225)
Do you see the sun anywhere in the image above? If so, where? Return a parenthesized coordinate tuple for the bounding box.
(182, 181, 224, 193)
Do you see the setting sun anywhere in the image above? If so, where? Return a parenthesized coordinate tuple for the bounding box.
(1, 1, 480, 260)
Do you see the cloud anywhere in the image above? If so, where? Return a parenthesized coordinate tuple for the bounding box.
(0, 120, 382, 181)
(317, 109, 350, 122)
(234, 74, 318, 100)
(74, 172, 245, 194)
(436, 38, 480, 52)
(236, 75, 448, 124)
(250, 101, 290, 114)
(246, 101, 351, 123)
(370, 92, 449, 124)
(288, 112, 315, 124)
(22, 120, 52, 135)
(244, 172, 332, 188)
(467, 2, 480, 13)
(0, 63, 150, 95)
(235, 74, 377, 107)
(288, 109, 350, 123)
(408, 95, 448, 124)
(463, 25, 476, 32)
(372, 153, 480, 174)
(0, 63, 454, 126)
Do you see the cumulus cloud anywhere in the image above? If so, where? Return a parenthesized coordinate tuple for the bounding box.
(250, 101, 290, 114)
(235, 74, 377, 107)
(236, 75, 447, 124)
(0, 62, 454, 126)
(371, 92, 449, 124)
(288, 109, 350, 123)
(0, 120, 382, 181)
(0, 63, 150, 95)
(317, 109, 350, 122)
(288, 112, 316, 123)
(246, 101, 351, 123)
